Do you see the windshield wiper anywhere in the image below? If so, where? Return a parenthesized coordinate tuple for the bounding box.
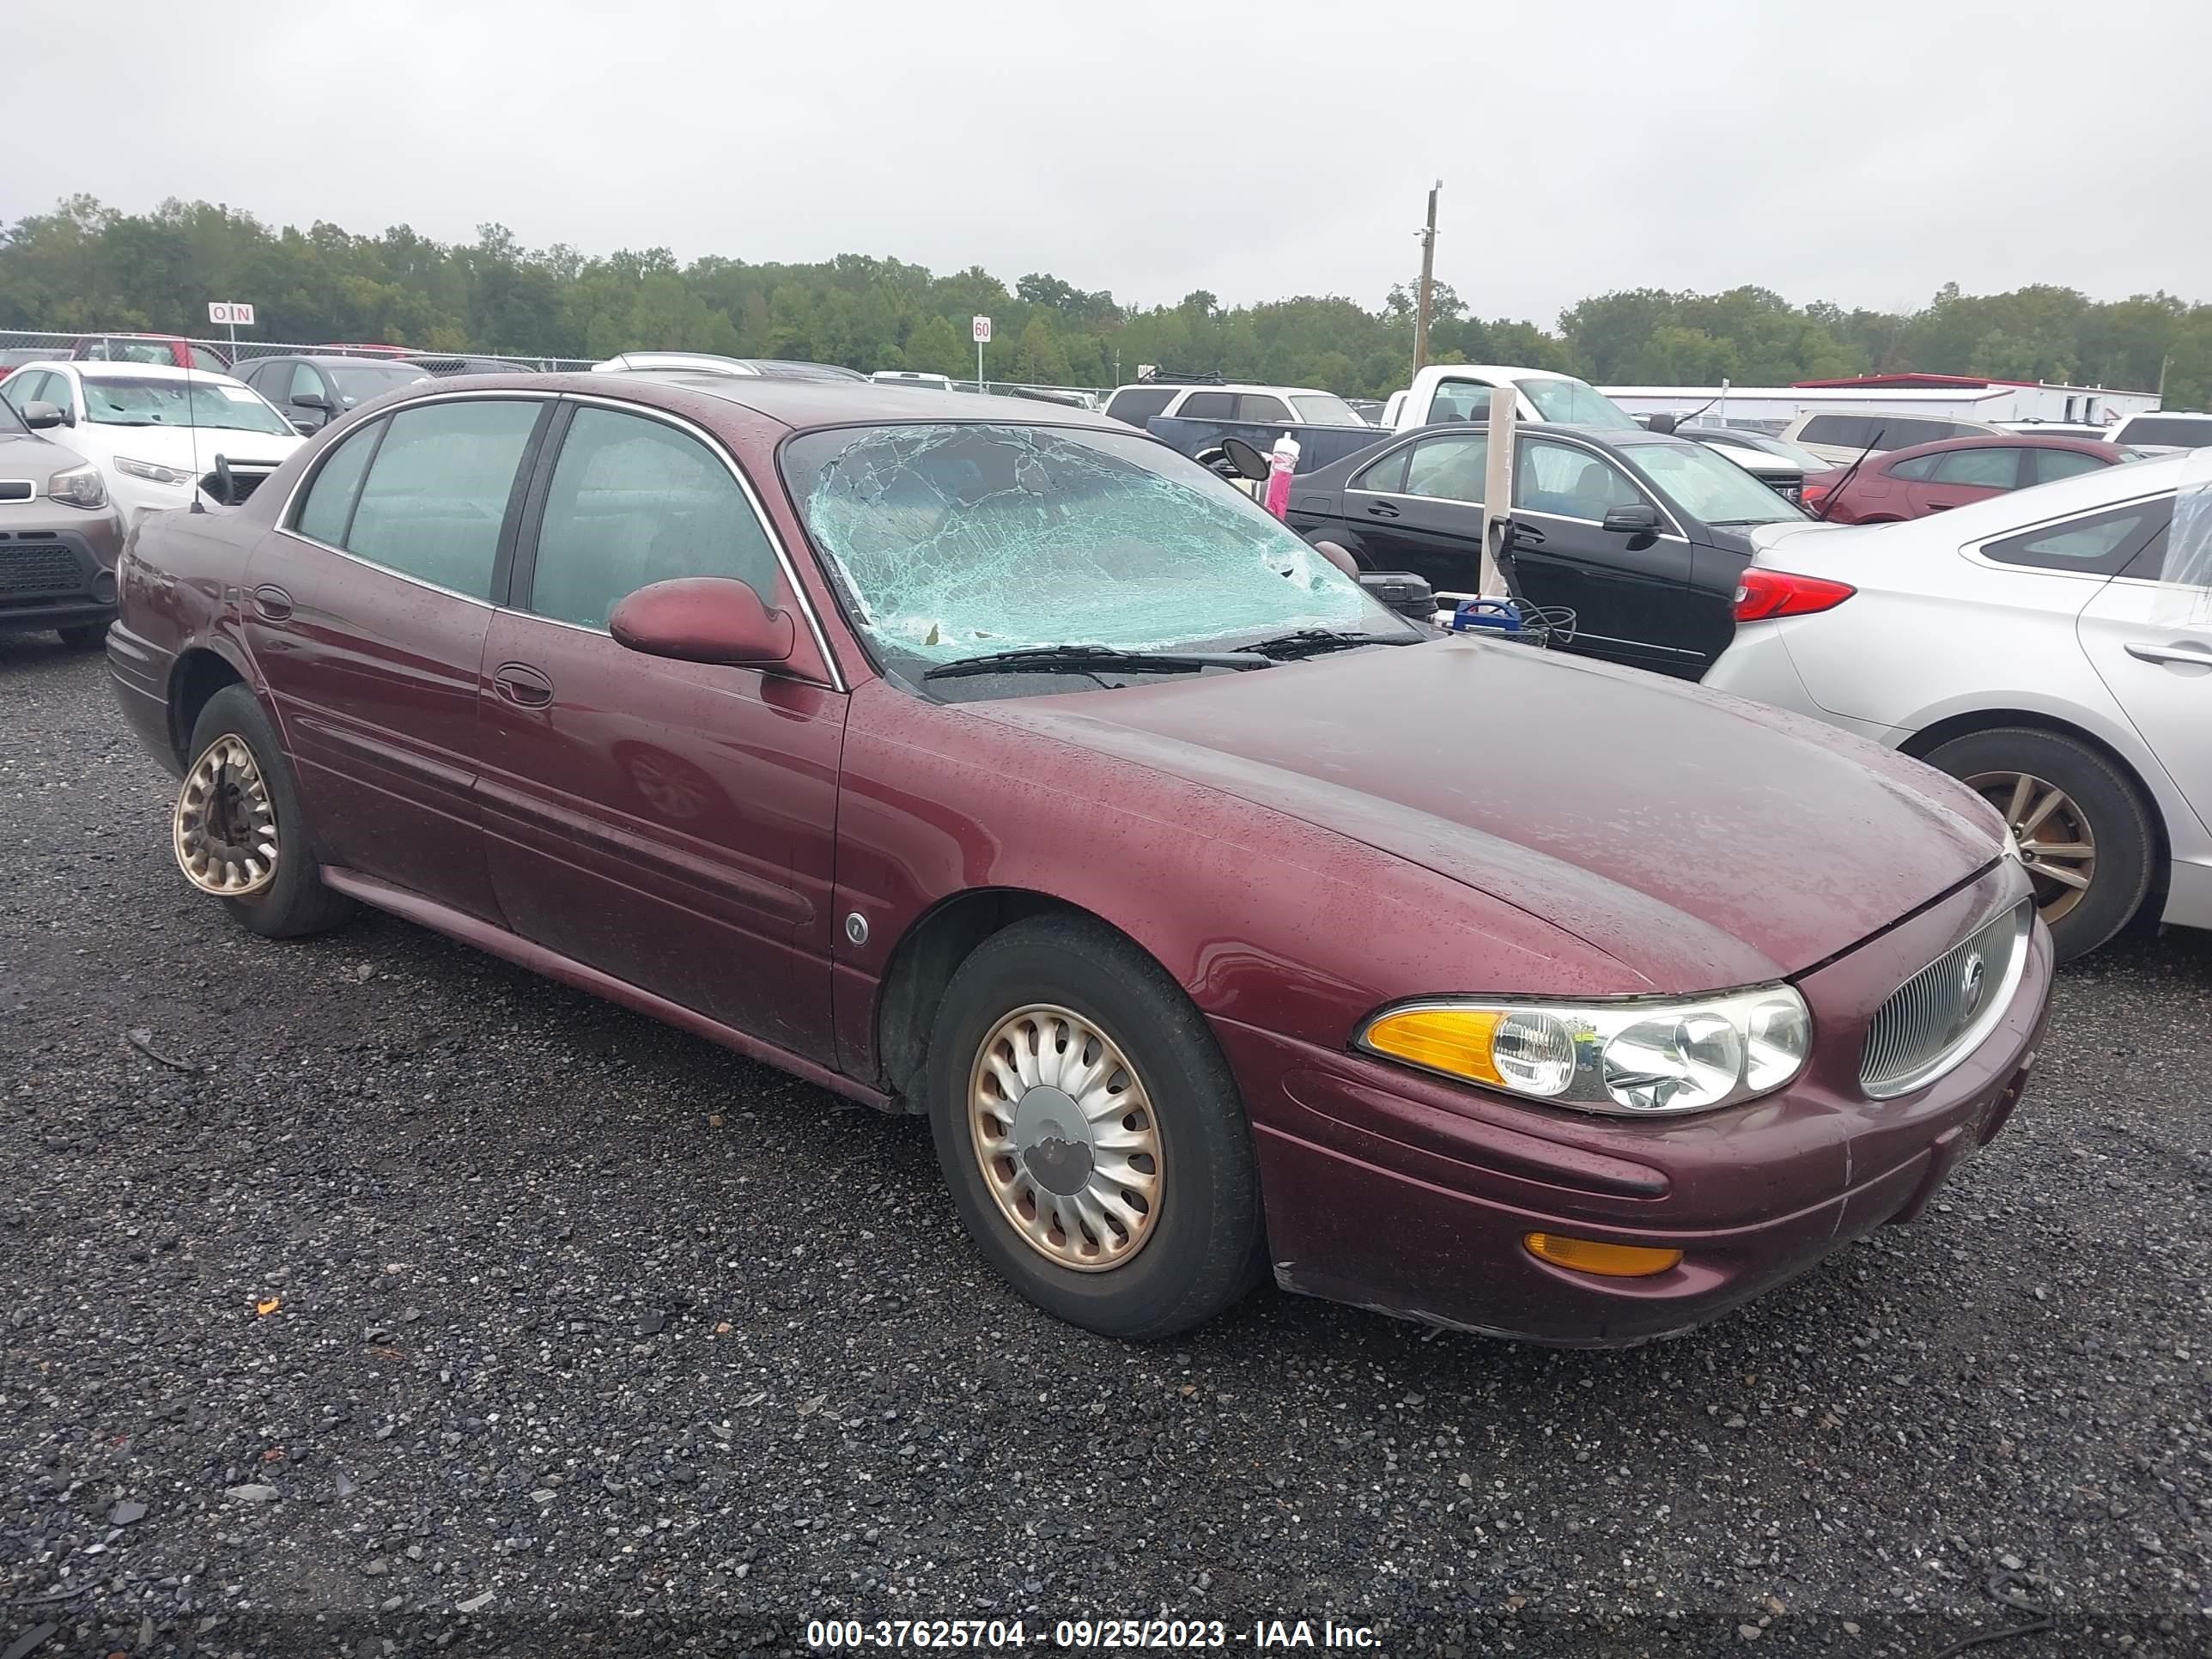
(1239, 628, 1420, 659)
(922, 644, 1273, 681)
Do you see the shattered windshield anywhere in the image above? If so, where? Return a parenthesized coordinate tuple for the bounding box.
(781, 422, 1407, 690)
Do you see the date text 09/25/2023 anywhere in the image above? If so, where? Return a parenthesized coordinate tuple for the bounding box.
(805, 1618, 1382, 1650)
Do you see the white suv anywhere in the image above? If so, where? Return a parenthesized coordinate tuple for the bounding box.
(1100, 382, 1367, 430)
(1779, 410, 2005, 465)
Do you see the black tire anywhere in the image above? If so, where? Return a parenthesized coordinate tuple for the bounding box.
(924, 915, 1264, 1340)
(57, 622, 107, 650)
(183, 684, 355, 940)
(1920, 726, 2155, 963)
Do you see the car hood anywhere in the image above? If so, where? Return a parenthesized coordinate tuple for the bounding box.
(0, 430, 90, 478)
(76, 422, 301, 468)
(979, 639, 2001, 990)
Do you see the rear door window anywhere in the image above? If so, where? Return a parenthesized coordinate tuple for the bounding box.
(341, 399, 544, 599)
(524, 407, 783, 630)
(1401, 432, 1490, 502)
(292, 419, 386, 546)
(1887, 453, 1942, 481)
(1103, 387, 1176, 428)
(1800, 415, 1878, 448)
(1176, 392, 1237, 419)
(1349, 445, 1412, 494)
(1237, 393, 1291, 422)
(1425, 378, 1496, 423)
(1927, 447, 2025, 489)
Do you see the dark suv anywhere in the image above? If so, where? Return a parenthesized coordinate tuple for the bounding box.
(0, 393, 127, 647)
(233, 355, 437, 434)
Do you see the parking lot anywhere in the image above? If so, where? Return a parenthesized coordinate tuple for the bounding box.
(2, 631, 2206, 1657)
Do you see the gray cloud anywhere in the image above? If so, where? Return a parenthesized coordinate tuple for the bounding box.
(10, 0, 2209, 322)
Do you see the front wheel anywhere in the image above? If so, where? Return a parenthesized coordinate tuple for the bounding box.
(57, 622, 108, 650)
(924, 915, 1263, 1339)
(1921, 726, 2155, 963)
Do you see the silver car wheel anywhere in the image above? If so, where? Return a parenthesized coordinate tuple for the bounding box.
(173, 734, 279, 896)
(968, 1003, 1164, 1273)
(1971, 769, 2096, 926)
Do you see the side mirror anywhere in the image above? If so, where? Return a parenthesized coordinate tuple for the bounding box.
(293, 391, 333, 411)
(1601, 502, 1662, 536)
(610, 577, 795, 668)
(1218, 436, 1271, 481)
(19, 400, 67, 430)
(290, 417, 320, 436)
(1645, 413, 1678, 435)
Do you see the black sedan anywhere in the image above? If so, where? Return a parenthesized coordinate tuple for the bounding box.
(1285, 423, 1808, 679)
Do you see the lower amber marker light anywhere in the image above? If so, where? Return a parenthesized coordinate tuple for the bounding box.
(1524, 1232, 1683, 1278)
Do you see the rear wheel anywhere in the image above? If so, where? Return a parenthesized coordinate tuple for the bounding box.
(924, 915, 1263, 1339)
(1920, 726, 2154, 963)
(177, 684, 354, 939)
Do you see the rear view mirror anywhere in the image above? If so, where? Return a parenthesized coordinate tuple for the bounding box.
(1218, 436, 1271, 481)
(610, 577, 795, 668)
(19, 400, 67, 429)
(1601, 503, 1662, 535)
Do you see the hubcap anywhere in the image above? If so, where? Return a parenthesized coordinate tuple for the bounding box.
(1968, 769, 2096, 926)
(968, 1004, 1163, 1272)
(173, 734, 279, 896)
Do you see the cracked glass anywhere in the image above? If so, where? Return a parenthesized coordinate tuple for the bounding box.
(781, 422, 1398, 684)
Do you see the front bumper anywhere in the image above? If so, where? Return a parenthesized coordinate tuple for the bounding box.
(1221, 866, 2052, 1346)
(0, 512, 125, 633)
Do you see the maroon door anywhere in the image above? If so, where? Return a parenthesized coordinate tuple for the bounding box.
(471, 402, 847, 1061)
(260, 396, 550, 919)
(1893, 446, 2027, 518)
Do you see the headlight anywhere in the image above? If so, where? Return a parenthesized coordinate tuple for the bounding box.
(114, 457, 194, 486)
(1358, 985, 1813, 1116)
(46, 463, 108, 508)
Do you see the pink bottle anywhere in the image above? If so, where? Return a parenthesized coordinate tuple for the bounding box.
(1263, 432, 1300, 520)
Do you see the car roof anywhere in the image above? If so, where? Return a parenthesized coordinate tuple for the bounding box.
(1887, 447, 2188, 535)
(1877, 432, 2114, 462)
(520, 371, 1126, 434)
(64, 359, 248, 385)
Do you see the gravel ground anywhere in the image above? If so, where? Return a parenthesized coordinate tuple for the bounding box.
(2, 632, 2207, 1659)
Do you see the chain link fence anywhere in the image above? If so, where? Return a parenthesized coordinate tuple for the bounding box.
(0, 330, 1109, 405)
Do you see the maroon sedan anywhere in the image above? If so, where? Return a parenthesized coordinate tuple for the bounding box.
(106, 374, 2051, 1344)
(1803, 432, 2133, 522)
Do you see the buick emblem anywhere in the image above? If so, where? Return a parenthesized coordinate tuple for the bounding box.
(1958, 950, 1987, 1019)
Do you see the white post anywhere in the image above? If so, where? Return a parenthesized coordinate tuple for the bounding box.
(977, 337, 984, 394)
(1480, 384, 1518, 597)
(1717, 375, 1729, 429)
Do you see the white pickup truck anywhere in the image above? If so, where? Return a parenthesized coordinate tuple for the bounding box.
(1380, 365, 1806, 495)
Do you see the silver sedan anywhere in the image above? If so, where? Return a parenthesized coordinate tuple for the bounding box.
(1706, 451, 2211, 962)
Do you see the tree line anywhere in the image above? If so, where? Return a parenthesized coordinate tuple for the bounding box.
(4, 195, 2207, 406)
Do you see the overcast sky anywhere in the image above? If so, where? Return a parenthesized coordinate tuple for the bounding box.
(12, 0, 2209, 324)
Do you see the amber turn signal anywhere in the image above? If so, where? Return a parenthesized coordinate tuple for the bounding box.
(1360, 1006, 1504, 1086)
(1523, 1232, 1683, 1278)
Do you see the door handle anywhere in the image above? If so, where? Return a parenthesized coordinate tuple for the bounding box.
(1926, 502, 1954, 512)
(2124, 640, 2212, 668)
(1365, 501, 1401, 519)
(251, 584, 294, 623)
(493, 661, 555, 708)
(1508, 520, 1545, 545)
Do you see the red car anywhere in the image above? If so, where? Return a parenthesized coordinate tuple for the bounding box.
(106, 375, 2051, 1343)
(70, 333, 232, 373)
(1803, 433, 2130, 523)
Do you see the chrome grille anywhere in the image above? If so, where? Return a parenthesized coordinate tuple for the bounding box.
(1860, 901, 2032, 1098)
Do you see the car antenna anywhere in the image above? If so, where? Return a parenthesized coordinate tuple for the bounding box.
(1813, 425, 1884, 522)
(182, 344, 207, 514)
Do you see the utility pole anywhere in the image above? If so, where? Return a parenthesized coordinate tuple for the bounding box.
(1413, 179, 1442, 372)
